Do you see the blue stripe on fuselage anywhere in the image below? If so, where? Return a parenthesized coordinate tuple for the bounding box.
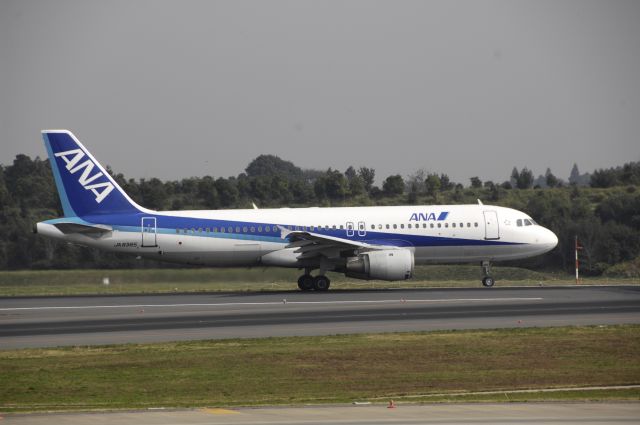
(50, 213, 520, 248)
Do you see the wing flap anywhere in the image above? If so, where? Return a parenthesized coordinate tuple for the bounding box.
(279, 226, 396, 261)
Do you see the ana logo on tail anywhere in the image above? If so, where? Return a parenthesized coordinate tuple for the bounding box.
(54, 149, 115, 203)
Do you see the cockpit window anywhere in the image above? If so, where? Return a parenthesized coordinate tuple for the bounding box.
(524, 219, 533, 226)
(517, 219, 523, 227)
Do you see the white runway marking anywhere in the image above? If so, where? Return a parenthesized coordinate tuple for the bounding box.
(0, 297, 543, 311)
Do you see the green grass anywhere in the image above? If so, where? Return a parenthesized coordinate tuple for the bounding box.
(0, 266, 636, 296)
(0, 325, 638, 411)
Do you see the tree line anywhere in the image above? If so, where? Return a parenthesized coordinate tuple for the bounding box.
(0, 153, 638, 276)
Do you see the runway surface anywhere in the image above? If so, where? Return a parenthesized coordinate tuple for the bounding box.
(1, 285, 639, 349)
(3, 403, 639, 425)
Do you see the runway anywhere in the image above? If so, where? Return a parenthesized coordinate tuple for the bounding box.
(3, 403, 639, 425)
(1, 285, 639, 349)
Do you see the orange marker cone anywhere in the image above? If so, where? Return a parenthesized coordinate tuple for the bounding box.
(387, 400, 396, 409)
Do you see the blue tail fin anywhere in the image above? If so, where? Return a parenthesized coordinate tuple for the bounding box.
(42, 130, 144, 217)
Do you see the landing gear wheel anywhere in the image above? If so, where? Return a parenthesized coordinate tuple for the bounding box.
(482, 276, 495, 287)
(481, 260, 495, 288)
(297, 274, 314, 291)
(313, 275, 331, 291)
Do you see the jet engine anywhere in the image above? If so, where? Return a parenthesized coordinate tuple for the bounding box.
(344, 249, 414, 281)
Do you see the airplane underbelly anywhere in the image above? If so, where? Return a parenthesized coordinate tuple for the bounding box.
(414, 244, 533, 263)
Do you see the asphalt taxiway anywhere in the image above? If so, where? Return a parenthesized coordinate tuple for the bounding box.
(1, 285, 638, 349)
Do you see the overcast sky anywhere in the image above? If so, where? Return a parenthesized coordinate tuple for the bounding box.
(1, 0, 639, 185)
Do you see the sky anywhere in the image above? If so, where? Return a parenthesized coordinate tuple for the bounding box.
(1, 0, 639, 185)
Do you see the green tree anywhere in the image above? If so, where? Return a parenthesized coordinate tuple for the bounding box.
(383, 175, 404, 196)
(139, 178, 167, 210)
(517, 167, 534, 189)
(424, 173, 441, 197)
(545, 168, 559, 188)
(214, 178, 238, 207)
(345, 166, 365, 196)
(510, 167, 520, 188)
(197, 176, 220, 208)
(245, 155, 303, 179)
(358, 167, 375, 193)
(470, 176, 482, 188)
(439, 174, 453, 191)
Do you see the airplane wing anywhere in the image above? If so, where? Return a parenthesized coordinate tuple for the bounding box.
(52, 222, 112, 235)
(279, 226, 391, 261)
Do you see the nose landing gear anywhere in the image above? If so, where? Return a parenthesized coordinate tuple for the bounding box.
(481, 261, 495, 287)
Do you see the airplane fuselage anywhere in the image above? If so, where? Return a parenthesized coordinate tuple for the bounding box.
(38, 204, 556, 267)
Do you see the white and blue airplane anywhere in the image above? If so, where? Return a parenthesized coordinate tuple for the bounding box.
(35, 130, 558, 290)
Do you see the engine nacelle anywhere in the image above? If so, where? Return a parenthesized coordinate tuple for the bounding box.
(345, 249, 414, 281)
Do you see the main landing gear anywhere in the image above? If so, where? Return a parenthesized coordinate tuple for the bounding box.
(297, 272, 330, 291)
(481, 260, 495, 287)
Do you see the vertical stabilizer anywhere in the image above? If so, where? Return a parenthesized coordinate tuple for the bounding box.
(42, 130, 145, 217)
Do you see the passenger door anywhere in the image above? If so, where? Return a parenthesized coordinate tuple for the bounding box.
(483, 211, 500, 240)
(141, 217, 157, 247)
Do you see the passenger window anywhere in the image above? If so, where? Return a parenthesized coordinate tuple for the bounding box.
(332, 225, 336, 230)
(437, 223, 441, 228)
(460, 223, 464, 228)
(220, 227, 225, 233)
(452, 223, 456, 228)
(250, 227, 255, 232)
(445, 223, 449, 228)
(228, 226, 233, 233)
(386, 224, 390, 229)
(430, 223, 434, 228)
(423, 223, 427, 228)
(213, 227, 218, 232)
(474, 222, 478, 227)
(401, 224, 405, 229)
(393, 224, 397, 229)
(258, 226, 262, 232)
(198, 228, 203, 233)
(191, 228, 196, 234)
(467, 223, 471, 227)
(371, 224, 375, 230)
(175, 229, 180, 234)
(242, 226, 247, 232)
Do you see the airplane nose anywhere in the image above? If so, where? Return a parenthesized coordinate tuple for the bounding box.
(542, 228, 558, 251)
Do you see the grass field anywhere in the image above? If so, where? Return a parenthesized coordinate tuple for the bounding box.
(0, 266, 636, 296)
(0, 325, 638, 411)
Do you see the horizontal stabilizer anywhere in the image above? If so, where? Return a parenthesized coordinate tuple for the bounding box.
(53, 222, 112, 234)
